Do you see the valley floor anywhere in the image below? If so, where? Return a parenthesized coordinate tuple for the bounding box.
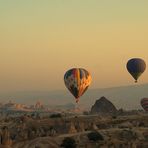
(0, 113, 148, 148)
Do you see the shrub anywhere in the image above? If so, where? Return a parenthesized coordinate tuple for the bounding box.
(138, 122, 145, 127)
(112, 115, 117, 119)
(50, 113, 62, 118)
(87, 131, 104, 142)
(61, 137, 77, 148)
(83, 111, 89, 115)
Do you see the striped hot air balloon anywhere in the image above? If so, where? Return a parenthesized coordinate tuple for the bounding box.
(141, 98, 148, 112)
(64, 68, 92, 103)
(126, 58, 146, 83)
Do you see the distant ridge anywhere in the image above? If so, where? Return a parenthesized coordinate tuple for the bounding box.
(0, 83, 148, 110)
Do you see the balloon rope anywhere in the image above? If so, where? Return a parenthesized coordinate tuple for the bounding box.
(75, 98, 79, 110)
(76, 98, 79, 103)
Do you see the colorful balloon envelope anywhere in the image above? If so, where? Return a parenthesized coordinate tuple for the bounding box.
(64, 68, 92, 103)
(126, 58, 146, 83)
(141, 98, 148, 112)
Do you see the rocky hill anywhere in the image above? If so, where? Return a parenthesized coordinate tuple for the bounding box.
(91, 96, 117, 114)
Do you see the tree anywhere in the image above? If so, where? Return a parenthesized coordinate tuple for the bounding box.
(61, 137, 77, 148)
(50, 113, 62, 118)
(83, 111, 89, 115)
(87, 131, 104, 142)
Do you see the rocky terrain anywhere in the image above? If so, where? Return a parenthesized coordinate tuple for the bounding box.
(0, 112, 147, 147)
(0, 97, 147, 148)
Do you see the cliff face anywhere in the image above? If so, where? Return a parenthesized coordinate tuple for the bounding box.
(91, 96, 117, 114)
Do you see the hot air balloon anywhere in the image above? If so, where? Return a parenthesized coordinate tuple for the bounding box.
(141, 98, 148, 112)
(126, 58, 146, 83)
(64, 68, 92, 103)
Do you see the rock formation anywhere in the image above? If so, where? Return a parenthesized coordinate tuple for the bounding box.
(91, 96, 117, 114)
(67, 122, 77, 134)
(0, 126, 12, 147)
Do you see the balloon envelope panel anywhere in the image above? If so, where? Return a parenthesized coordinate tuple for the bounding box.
(141, 98, 148, 111)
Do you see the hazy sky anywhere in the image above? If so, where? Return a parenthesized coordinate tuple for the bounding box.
(0, 0, 148, 92)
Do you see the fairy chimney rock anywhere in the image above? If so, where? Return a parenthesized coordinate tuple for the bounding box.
(91, 96, 117, 114)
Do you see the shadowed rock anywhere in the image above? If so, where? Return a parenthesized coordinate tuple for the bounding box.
(91, 96, 117, 114)
(0, 126, 12, 147)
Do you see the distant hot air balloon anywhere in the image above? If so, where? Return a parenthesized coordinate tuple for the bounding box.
(126, 58, 146, 83)
(64, 68, 92, 103)
(141, 98, 148, 112)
